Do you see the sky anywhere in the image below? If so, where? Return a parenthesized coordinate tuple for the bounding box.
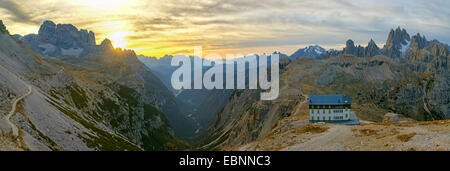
(0, 0, 449, 58)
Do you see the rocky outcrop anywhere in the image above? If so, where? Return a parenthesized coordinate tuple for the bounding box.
(343, 39, 356, 55)
(343, 39, 365, 57)
(383, 113, 400, 123)
(317, 49, 340, 59)
(382, 27, 411, 58)
(364, 39, 381, 57)
(407, 39, 448, 72)
(410, 33, 428, 51)
(0, 20, 8, 34)
(100, 38, 114, 51)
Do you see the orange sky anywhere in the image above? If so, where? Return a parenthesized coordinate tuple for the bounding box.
(1, 0, 448, 58)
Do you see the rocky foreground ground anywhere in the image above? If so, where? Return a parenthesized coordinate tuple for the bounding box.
(226, 115, 450, 151)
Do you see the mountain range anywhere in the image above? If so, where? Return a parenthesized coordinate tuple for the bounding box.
(0, 19, 448, 151)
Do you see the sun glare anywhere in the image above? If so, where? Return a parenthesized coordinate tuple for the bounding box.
(106, 32, 131, 49)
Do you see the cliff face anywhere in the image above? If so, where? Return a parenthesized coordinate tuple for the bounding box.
(20, 20, 99, 58)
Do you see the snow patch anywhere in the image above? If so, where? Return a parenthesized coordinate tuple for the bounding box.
(401, 40, 410, 53)
(38, 43, 57, 55)
(315, 47, 324, 54)
(61, 47, 84, 57)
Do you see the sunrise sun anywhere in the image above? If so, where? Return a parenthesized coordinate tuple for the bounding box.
(106, 31, 131, 49)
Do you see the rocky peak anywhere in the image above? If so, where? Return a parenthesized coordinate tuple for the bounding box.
(382, 27, 411, 58)
(100, 38, 114, 50)
(37, 20, 97, 49)
(343, 39, 355, 55)
(55, 24, 82, 49)
(343, 39, 364, 57)
(364, 39, 381, 57)
(38, 20, 57, 44)
(22, 20, 100, 58)
(289, 45, 326, 60)
(368, 39, 377, 46)
(430, 40, 448, 57)
(345, 39, 356, 50)
(306, 45, 326, 54)
(410, 33, 428, 50)
(0, 20, 9, 34)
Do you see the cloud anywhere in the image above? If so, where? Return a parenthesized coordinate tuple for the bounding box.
(1, 0, 449, 57)
(0, 0, 39, 24)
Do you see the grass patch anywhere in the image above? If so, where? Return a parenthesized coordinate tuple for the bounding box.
(397, 132, 416, 142)
(117, 85, 139, 106)
(68, 85, 88, 109)
(297, 124, 329, 134)
(359, 129, 378, 136)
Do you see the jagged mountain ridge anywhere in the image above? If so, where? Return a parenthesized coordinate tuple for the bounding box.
(315, 26, 447, 60)
(18, 20, 98, 58)
(382, 27, 411, 58)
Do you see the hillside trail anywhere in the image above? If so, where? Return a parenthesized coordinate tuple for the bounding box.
(3, 84, 32, 139)
(422, 80, 433, 120)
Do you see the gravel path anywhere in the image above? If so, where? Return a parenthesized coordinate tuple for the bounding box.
(4, 84, 32, 138)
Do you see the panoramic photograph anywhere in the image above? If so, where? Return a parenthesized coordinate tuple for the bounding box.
(0, 0, 449, 163)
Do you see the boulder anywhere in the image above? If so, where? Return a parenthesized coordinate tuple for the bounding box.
(383, 113, 400, 123)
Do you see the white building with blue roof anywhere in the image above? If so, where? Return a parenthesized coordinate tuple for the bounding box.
(308, 95, 352, 122)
